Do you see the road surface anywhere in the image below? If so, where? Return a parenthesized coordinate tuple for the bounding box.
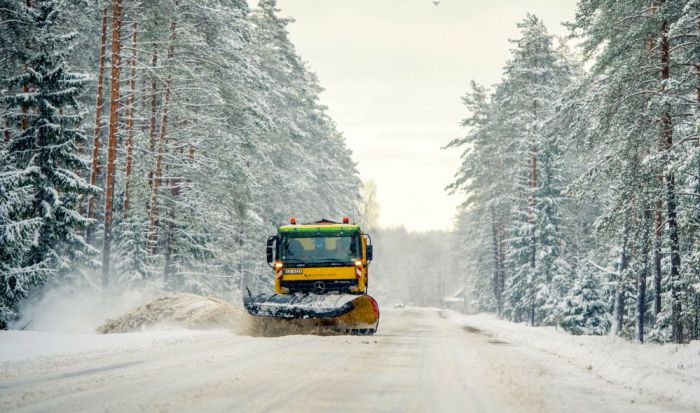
(0, 307, 688, 412)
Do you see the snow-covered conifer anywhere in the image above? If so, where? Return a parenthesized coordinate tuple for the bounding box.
(1, 0, 95, 325)
(560, 263, 610, 335)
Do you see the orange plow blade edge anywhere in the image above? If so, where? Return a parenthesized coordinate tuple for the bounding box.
(243, 293, 380, 335)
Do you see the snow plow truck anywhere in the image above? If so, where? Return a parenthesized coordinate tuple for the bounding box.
(243, 218, 380, 335)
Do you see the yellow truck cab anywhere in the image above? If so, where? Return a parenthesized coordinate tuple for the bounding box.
(266, 218, 373, 295)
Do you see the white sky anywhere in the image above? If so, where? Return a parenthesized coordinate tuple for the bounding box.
(268, 0, 579, 232)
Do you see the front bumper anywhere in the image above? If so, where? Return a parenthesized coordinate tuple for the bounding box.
(280, 279, 358, 294)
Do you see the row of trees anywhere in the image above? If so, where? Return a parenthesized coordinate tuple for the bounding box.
(449, 0, 700, 343)
(0, 0, 361, 328)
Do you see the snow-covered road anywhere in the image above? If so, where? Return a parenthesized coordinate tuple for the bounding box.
(0, 307, 695, 413)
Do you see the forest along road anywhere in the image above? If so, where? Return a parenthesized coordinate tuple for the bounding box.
(0, 307, 687, 413)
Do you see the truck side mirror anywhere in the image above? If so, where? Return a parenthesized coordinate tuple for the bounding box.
(266, 236, 277, 266)
(366, 244, 373, 261)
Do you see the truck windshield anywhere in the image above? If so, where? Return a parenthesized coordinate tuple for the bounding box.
(280, 235, 360, 266)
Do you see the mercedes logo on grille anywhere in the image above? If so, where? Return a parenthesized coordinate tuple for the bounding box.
(313, 281, 326, 294)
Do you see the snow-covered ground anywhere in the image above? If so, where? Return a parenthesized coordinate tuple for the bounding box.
(0, 306, 698, 412)
(0, 330, 228, 363)
(452, 312, 700, 411)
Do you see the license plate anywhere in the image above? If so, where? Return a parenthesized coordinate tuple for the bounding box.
(283, 269, 303, 274)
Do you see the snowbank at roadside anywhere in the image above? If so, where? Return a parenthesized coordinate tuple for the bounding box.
(2, 294, 249, 363)
(450, 312, 700, 410)
(97, 294, 250, 334)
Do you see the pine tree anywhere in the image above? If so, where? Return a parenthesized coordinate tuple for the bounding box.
(568, 0, 695, 343)
(446, 81, 511, 316)
(491, 15, 572, 325)
(0, 0, 364, 318)
(447, 17, 575, 323)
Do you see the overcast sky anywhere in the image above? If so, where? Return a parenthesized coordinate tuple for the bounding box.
(269, 0, 579, 232)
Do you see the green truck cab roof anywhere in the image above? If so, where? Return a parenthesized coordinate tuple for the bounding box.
(278, 224, 360, 238)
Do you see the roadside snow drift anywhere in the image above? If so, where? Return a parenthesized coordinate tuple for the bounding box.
(451, 312, 700, 410)
(97, 294, 250, 334)
(97, 293, 368, 337)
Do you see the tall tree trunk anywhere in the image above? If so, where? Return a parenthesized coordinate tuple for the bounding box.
(162, 191, 177, 285)
(637, 206, 652, 343)
(614, 218, 630, 336)
(163, 144, 184, 284)
(653, 205, 663, 319)
(647, 1, 664, 323)
(102, 0, 123, 286)
(123, 19, 138, 219)
(490, 204, 502, 316)
(498, 222, 506, 314)
(88, 6, 109, 241)
(19, 1, 32, 132)
(147, 45, 159, 190)
(693, 293, 700, 341)
(163, 223, 175, 284)
(147, 5, 177, 255)
(692, 21, 700, 343)
(20, 85, 29, 131)
(238, 219, 245, 286)
(659, 13, 683, 343)
(527, 101, 538, 326)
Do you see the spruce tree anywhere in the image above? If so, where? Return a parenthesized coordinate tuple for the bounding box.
(0, 149, 43, 328)
(1, 0, 94, 326)
(560, 262, 611, 335)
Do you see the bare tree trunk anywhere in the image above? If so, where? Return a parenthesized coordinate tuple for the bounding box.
(88, 6, 109, 241)
(163, 214, 176, 285)
(123, 19, 138, 219)
(147, 5, 177, 255)
(614, 218, 630, 336)
(21, 85, 29, 131)
(659, 13, 683, 343)
(498, 222, 506, 314)
(19, 0, 32, 132)
(102, 0, 123, 286)
(527, 101, 538, 327)
(162, 175, 177, 286)
(693, 21, 700, 342)
(637, 206, 651, 343)
(147, 45, 159, 190)
(140, 65, 148, 133)
(163, 143, 184, 284)
(648, 2, 664, 323)
(653, 205, 663, 319)
(490, 204, 503, 317)
(237, 218, 244, 289)
(693, 294, 700, 341)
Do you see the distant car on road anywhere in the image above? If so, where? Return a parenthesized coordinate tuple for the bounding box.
(394, 302, 405, 309)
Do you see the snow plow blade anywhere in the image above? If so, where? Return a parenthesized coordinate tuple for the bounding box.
(244, 293, 380, 335)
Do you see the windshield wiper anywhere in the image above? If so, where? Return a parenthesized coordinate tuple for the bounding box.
(311, 259, 352, 265)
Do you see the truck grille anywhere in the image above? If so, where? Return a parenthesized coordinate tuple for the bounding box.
(280, 279, 357, 294)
